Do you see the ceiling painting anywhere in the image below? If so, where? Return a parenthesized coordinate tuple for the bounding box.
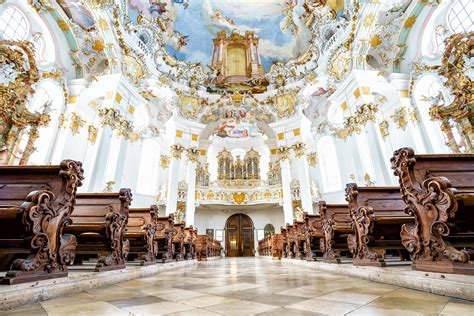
(57, 0, 96, 31)
(128, 0, 313, 72)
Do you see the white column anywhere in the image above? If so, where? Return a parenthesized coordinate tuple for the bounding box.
(166, 145, 183, 215)
(295, 152, 313, 213)
(185, 149, 198, 227)
(280, 154, 293, 225)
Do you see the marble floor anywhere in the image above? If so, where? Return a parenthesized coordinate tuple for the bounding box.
(1, 258, 473, 316)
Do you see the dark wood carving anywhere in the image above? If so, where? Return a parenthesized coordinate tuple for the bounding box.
(285, 224, 294, 258)
(184, 226, 196, 260)
(173, 222, 186, 261)
(280, 226, 288, 258)
(66, 189, 132, 272)
(0, 160, 84, 284)
(318, 201, 352, 264)
(345, 183, 413, 267)
(196, 235, 222, 260)
(303, 213, 321, 261)
(154, 214, 175, 263)
(127, 205, 159, 265)
(258, 234, 282, 259)
(391, 147, 474, 274)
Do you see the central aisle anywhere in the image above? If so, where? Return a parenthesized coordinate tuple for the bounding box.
(4, 258, 472, 315)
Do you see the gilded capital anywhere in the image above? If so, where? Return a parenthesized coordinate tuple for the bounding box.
(186, 147, 199, 163)
(277, 146, 290, 160)
(307, 152, 318, 166)
(292, 142, 306, 158)
(170, 144, 185, 159)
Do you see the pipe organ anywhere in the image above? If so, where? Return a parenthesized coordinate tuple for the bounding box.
(216, 148, 261, 187)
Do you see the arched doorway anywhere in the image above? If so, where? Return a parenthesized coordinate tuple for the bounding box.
(225, 213, 254, 257)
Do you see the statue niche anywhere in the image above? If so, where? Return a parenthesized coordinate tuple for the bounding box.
(217, 148, 261, 188)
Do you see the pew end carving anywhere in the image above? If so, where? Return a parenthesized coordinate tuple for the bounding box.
(391, 147, 474, 274)
(0, 160, 84, 285)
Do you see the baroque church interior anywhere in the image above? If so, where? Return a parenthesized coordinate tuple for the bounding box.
(0, 0, 473, 315)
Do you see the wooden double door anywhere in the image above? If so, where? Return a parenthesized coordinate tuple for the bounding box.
(225, 214, 254, 257)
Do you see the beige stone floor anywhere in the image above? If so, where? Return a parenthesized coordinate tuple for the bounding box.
(1, 258, 473, 315)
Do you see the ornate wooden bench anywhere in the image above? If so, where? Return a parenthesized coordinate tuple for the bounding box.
(302, 213, 323, 261)
(258, 236, 271, 256)
(271, 234, 283, 259)
(0, 160, 83, 284)
(154, 214, 175, 263)
(126, 205, 159, 265)
(258, 234, 282, 259)
(196, 235, 222, 260)
(172, 222, 186, 261)
(281, 226, 289, 258)
(65, 189, 132, 272)
(345, 183, 413, 267)
(284, 223, 296, 259)
(183, 226, 196, 260)
(210, 238, 222, 257)
(392, 147, 474, 274)
(318, 202, 352, 263)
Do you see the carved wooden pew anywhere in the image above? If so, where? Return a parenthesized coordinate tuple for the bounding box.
(126, 205, 159, 265)
(258, 234, 283, 259)
(0, 160, 83, 284)
(258, 236, 271, 256)
(65, 189, 132, 272)
(258, 237, 267, 256)
(302, 213, 323, 261)
(195, 235, 209, 260)
(293, 219, 306, 260)
(210, 238, 222, 257)
(172, 222, 186, 261)
(270, 234, 283, 259)
(318, 201, 351, 263)
(391, 147, 474, 274)
(183, 226, 196, 260)
(195, 235, 222, 260)
(345, 183, 414, 267)
(154, 214, 175, 263)
(284, 223, 296, 259)
(281, 226, 288, 258)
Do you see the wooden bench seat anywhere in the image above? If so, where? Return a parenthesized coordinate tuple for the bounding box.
(391, 147, 474, 274)
(318, 202, 351, 263)
(258, 235, 283, 259)
(283, 223, 296, 259)
(345, 183, 413, 267)
(172, 222, 186, 261)
(65, 189, 132, 272)
(0, 160, 83, 284)
(291, 220, 306, 260)
(258, 236, 271, 257)
(183, 226, 197, 260)
(126, 205, 159, 265)
(302, 213, 323, 261)
(154, 214, 175, 263)
(195, 235, 222, 260)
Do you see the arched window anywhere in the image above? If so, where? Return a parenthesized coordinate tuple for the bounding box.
(447, 0, 474, 33)
(0, 6, 29, 40)
(137, 139, 160, 195)
(317, 136, 342, 193)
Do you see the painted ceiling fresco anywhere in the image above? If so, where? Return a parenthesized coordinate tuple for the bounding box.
(129, 0, 317, 71)
(213, 108, 263, 138)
